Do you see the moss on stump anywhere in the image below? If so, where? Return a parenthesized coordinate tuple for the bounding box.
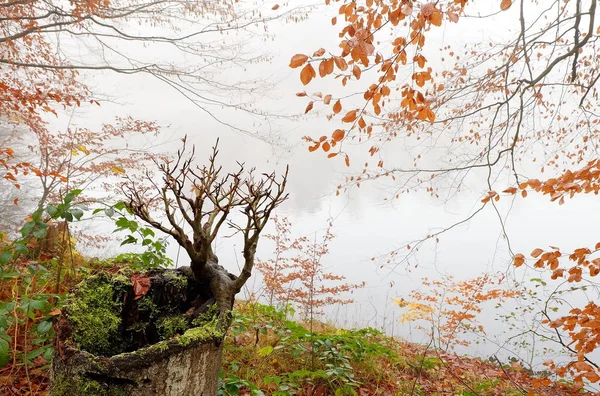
(50, 268, 225, 396)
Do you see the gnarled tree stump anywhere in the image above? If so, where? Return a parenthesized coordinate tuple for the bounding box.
(50, 268, 225, 396)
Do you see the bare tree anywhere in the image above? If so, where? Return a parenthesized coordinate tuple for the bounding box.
(123, 139, 288, 326)
(1, 0, 310, 137)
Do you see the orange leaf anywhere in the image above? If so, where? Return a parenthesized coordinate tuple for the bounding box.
(272, 4, 280, 10)
(345, 154, 350, 167)
(503, 187, 517, 194)
(323, 94, 332, 105)
(500, 0, 512, 10)
(327, 152, 338, 158)
(342, 110, 357, 123)
(334, 56, 348, 71)
(353, 65, 361, 79)
(430, 10, 443, 26)
(308, 143, 320, 152)
(531, 248, 544, 258)
(332, 129, 345, 141)
(305, 101, 314, 114)
(358, 117, 366, 129)
(414, 54, 427, 68)
(49, 308, 61, 316)
(513, 253, 525, 267)
(296, 91, 307, 97)
(300, 64, 316, 85)
(290, 54, 309, 68)
(313, 48, 326, 57)
(319, 60, 329, 77)
(324, 58, 334, 75)
(322, 141, 331, 152)
(333, 99, 342, 114)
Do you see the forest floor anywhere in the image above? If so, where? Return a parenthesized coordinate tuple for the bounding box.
(0, 258, 593, 396)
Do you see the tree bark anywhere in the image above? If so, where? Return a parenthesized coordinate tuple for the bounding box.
(50, 334, 223, 396)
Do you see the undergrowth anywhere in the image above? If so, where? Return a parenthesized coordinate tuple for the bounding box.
(219, 301, 589, 396)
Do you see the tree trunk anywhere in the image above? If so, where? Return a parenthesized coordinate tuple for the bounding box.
(50, 268, 227, 395)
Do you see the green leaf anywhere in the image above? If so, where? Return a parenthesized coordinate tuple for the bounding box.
(0, 339, 9, 367)
(26, 347, 45, 360)
(20, 221, 35, 238)
(0, 302, 14, 315)
(0, 250, 12, 266)
(105, 207, 115, 218)
(31, 208, 44, 222)
(115, 217, 130, 230)
(63, 189, 82, 205)
(46, 205, 58, 217)
(141, 228, 155, 238)
(530, 278, 547, 286)
(70, 208, 84, 221)
(14, 243, 28, 256)
(37, 320, 52, 335)
(257, 345, 274, 356)
(28, 298, 49, 312)
(43, 345, 53, 361)
(264, 377, 281, 386)
(121, 235, 137, 246)
(33, 223, 48, 239)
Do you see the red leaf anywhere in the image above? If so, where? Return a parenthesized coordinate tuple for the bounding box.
(132, 274, 151, 300)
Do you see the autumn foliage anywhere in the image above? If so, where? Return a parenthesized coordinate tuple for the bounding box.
(292, 0, 600, 388)
(395, 273, 521, 352)
(256, 216, 365, 320)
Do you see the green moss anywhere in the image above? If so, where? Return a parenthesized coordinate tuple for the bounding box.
(51, 375, 129, 396)
(137, 297, 158, 318)
(191, 303, 218, 327)
(149, 340, 169, 352)
(66, 273, 130, 356)
(163, 271, 188, 289)
(179, 310, 222, 346)
(157, 315, 189, 340)
(177, 324, 222, 346)
(77, 377, 129, 396)
(50, 374, 74, 395)
(127, 321, 148, 333)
